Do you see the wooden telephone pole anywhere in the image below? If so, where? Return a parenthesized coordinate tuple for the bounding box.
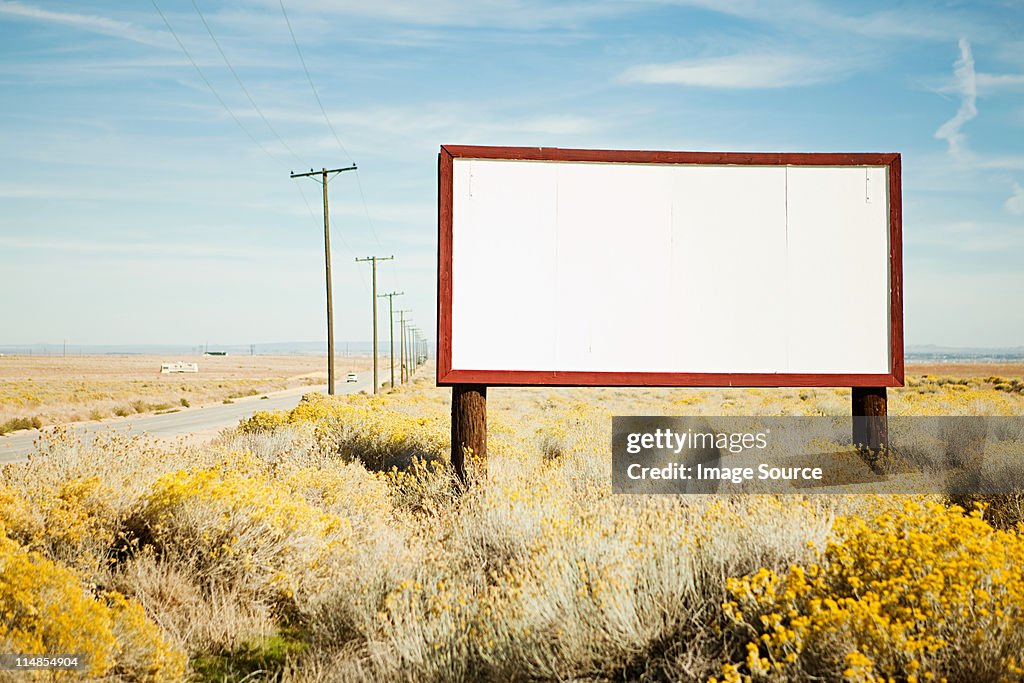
(355, 255, 394, 394)
(290, 164, 357, 395)
(378, 291, 403, 389)
(397, 310, 411, 384)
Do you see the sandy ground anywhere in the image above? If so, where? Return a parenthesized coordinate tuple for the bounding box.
(0, 354, 382, 428)
(1, 356, 1018, 438)
(0, 353, 404, 460)
(0, 353, 370, 382)
(905, 362, 1024, 379)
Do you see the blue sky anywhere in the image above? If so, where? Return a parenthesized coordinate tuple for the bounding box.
(1, 0, 1022, 348)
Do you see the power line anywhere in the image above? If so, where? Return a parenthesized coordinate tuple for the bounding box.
(155, 0, 355, 296)
(151, 0, 280, 166)
(191, 0, 304, 167)
(354, 167, 386, 252)
(279, 0, 351, 163)
(292, 179, 369, 292)
(274, 1, 385, 255)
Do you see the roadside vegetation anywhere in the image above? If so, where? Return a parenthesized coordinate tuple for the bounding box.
(1, 370, 1023, 681)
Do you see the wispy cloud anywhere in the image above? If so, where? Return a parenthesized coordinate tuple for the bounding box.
(1007, 183, 1024, 216)
(276, 0, 626, 30)
(935, 70, 1024, 96)
(935, 39, 977, 159)
(0, 235, 312, 261)
(976, 73, 1024, 91)
(262, 103, 608, 157)
(906, 220, 1024, 253)
(619, 53, 850, 89)
(0, 1, 169, 47)
(653, 0, 987, 42)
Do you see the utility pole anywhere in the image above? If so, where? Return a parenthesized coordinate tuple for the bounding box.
(397, 310, 411, 384)
(410, 327, 419, 373)
(411, 327, 419, 370)
(355, 255, 394, 394)
(378, 291, 403, 390)
(290, 164, 357, 395)
(405, 320, 415, 379)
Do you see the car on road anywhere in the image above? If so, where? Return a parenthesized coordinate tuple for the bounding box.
(346, 372, 358, 382)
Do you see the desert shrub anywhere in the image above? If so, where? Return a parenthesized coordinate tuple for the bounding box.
(227, 388, 261, 400)
(241, 393, 447, 471)
(281, 463, 393, 530)
(238, 409, 290, 434)
(0, 415, 42, 435)
(947, 493, 1024, 530)
(327, 465, 832, 683)
(105, 590, 188, 681)
(107, 548, 277, 658)
(720, 497, 1024, 682)
(384, 456, 462, 517)
(126, 468, 355, 612)
(0, 477, 123, 576)
(0, 525, 184, 681)
(0, 525, 117, 677)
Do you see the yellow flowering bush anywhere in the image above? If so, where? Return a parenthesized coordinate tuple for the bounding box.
(0, 477, 121, 576)
(720, 497, 1024, 682)
(241, 392, 448, 470)
(281, 463, 393, 527)
(0, 525, 184, 681)
(0, 525, 117, 677)
(4, 371, 1022, 681)
(129, 467, 354, 609)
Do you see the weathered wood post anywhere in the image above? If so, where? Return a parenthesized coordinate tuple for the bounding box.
(852, 386, 888, 469)
(451, 384, 487, 484)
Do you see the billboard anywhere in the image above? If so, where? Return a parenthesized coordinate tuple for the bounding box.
(438, 146, 902, 387)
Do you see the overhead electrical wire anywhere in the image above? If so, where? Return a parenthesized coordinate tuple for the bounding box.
(190, 0, 304, 168)
(278, 0, 351, 163)
(186, 0, 370, 290)
(150, 0, 282, 167)
(150, 0, 369, 294)
(294, 179, 370, 292)
(278, 0, 391, 263)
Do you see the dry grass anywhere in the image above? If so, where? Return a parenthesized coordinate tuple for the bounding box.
(907, 361, 1024, 379)
(1, 367, 1023, 681)
(0, 354, 377, 430)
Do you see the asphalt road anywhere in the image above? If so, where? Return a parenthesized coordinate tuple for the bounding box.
(0, 374, 374, 464)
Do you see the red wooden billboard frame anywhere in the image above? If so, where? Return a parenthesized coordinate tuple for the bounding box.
(437, 145, 903, 388)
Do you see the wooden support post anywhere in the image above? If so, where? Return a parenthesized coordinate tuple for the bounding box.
(451, 384, 487, 484)
(852, 386, 888, 468)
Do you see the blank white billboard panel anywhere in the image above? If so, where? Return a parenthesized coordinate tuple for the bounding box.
(438, 146, 902, 387)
